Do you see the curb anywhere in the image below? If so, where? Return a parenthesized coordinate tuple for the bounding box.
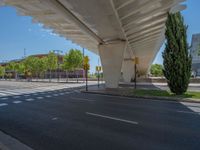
(0, 131, 33, 150)
(81, 90, 200, 103)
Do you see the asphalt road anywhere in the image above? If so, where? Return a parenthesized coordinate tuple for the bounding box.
(0, 84, 200, 150)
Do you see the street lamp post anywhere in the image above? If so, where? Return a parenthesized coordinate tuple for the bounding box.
(53, 50, 63, 82)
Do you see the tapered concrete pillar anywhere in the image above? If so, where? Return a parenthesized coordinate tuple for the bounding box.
(98, 41, 127, 88)
(122, 60, 135, 83)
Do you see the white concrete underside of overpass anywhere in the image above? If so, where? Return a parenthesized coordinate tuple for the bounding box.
(0, 0, 186, 88)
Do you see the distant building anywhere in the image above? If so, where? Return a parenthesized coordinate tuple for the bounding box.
(190, 33, 200, 77)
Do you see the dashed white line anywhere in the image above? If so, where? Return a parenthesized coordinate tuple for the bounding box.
(86, 112, 138, 125)
(53, 94, 58, 96)
(52, 117, 58, 121)
(13, 101, 22, 104)
(25, 98, 34, 101)
(0, 103, 8, 107)
(1, 98, 8, 100)
(37, 97, 43, 99)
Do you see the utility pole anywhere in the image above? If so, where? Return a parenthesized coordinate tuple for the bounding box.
(82, 48, 85, 82)
(53, 50, 63, 82)
(134, 57, 139, 89)
(24, 48, 26, 58)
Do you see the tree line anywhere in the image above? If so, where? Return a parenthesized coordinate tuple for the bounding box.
(0, 49, 84, 81)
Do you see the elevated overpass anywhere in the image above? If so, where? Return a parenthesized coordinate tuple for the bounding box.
(0, 0, 186, 88)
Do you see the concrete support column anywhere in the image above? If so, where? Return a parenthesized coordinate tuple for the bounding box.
(98, 41, 127, 88)
(122, 60, 135, 83)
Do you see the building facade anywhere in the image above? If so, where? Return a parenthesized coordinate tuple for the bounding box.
(191, 33, 200, 77)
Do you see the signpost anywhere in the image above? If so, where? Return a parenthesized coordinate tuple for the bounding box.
(134, 57, 139, 89)
(83, 56, 90, 91)
(96, 66, 102, 88)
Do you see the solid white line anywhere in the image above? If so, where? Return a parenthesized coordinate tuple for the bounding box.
(86, 112, 138, 125)
(25, 98, 34, 101)
(0, 103, 8, 107)
(13, 101, 22, 104)
(71, 97, 95, 102)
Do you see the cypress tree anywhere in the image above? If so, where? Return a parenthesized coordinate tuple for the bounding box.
(162, 12, 192, 95)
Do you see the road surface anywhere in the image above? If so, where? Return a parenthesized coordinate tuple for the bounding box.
(0, 81, 200, 150)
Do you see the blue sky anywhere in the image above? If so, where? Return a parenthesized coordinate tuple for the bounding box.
(153, 0, 200, 64)
(0, 0, 200, 73)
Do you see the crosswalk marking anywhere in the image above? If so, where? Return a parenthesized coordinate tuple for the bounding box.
(45, 95, 52, 98)
(0, 103, 8, 107)
(0, 85, 79, 97)
(25, 98, 34, 101)
(13, 101, 22, 104)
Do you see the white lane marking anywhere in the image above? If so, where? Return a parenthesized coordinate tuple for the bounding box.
(86, 112, 138, 125)
(52, 117, 58, 121)
(13, 101, 22, 104)
(71, 97, 95, 102)
(25, 98, 34, 101)
(53, 94, 58, 96)
(24, 95, 30, 97)
(1, 98, 8, 100)
(177, 110, 200, 115)
(37, 97, 43, 99)
(13, 96, 20, 99)
(59, 93, 64, 95)
(33, 94, 38, 95)
(46, 95, 52, 98)
(0, 103, 8, 107)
